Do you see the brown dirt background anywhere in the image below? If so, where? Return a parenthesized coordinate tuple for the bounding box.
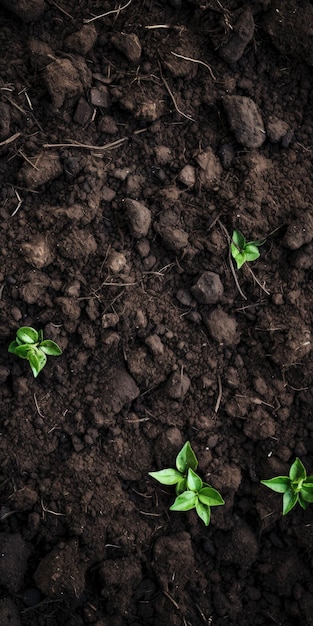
(1, 0, 313, 624)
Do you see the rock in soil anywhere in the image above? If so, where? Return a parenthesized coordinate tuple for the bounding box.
(18, 151, 63, 188)
(204, 307, 239, 346)
(43, 57, 92, 108)
(123, 198, 152, 238)
(223, 95, 266, 148)
(191, 271, 224, 304)
(219, 8, 255, 64)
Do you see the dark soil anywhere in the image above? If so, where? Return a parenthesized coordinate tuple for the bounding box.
(1, 0, 313, 624)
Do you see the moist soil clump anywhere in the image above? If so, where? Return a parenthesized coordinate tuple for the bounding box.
(0, 1, 313, 624)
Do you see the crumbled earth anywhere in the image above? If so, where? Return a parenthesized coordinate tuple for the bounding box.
(0, 0, 313, 624)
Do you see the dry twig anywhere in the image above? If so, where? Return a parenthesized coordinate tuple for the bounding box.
(214, 374, 222, 413)
(43, 128, 147, 151)
(158, 62, 195, 122)
(0, 132, 21, 148)
(171, 51, 217, 80)
(47, 0, 74, 20)
(84, 0, 132, 24)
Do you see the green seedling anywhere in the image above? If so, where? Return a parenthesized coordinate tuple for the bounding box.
(149, 441, 224, 526)
(261, 457, 313, 515)
(8, 326, 62, 378)
(231, 229, 263, 270)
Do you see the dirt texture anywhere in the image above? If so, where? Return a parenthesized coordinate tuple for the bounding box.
(0, 0, 313, 624)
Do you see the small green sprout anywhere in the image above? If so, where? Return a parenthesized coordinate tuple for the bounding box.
(231, 229, 263, 270)
(8, 326, 62, 378)
(261, 457, 313, 515)
(149, 441, 224, 526)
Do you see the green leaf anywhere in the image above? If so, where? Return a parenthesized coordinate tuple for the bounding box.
(187, 468, 203, 492)
(289, 458, 306, 481)
(282, 489, 298, 515)
(14, 344, 33, 359)
(39, 340, 62, 356)
(149, 469, 182, 485)
(300, 483, 313, 503)
(260, 476, 290, 493)
(195, 500, 211, 526)
(244, 244, 260, 262)
(233, 252, 247, 270)
(175, 477, 187, 495)
(198, 486, 224, 507)
(169, 491, 197, 512)
(176, 441, 198, 473)
(232, 229, 245, 251)
(28, 350, 47, 378)
(298, 493, 308, 510)
(16, 326, 39, 344)
(8, 340, 19, 354)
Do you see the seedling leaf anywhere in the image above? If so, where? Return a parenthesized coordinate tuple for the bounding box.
(170, 491, 197, 511)
(231, 229, 263, 270)
(195, 500, 211, 526)
(300, 484, 313, 503)
(176, 441, 198, 473)
(244, 244, 260, 262)
(260, 477, 290, 493)
(198, 486, 225, 507)
(14, 344, 32, 359)
(149, 469, 182, 485)
(40, 340, 62, 356)
(187, 468, 203, 492)
(175, 477, 187, 495)
(149, 441, 224, 525)
(232, 229, 245, 250)
(289, 457, 306, 481)
(29, 350, 47, 378)
(283, 489, 298, 515)
(16, 326, 39, 344)
(8, 340, 19, 354)
(9, 326, 62, 377)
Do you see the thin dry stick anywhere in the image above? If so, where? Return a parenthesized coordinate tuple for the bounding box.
(145, 24, 172, 29)
(84, 0, 132, 23)
(43, 128, 147, 151)
(245, 264, 270, 296)
(171, 51, 217, 80)
(214, 374, 222, 413)
(18, 150, 40, 169)
(0, 132, 21, 147)
(11, 190, 23, 217)
(33, 393, 46, 418)
(229, 253, 247, 300)
(158, 62, 195, 122)
(3, 96, 26, 115)
(43, 137, 128, 151)
(163, 591, 180, 610)
(145, 24, 186, 33)
(47, 0, 74, 20)
(217, 220, 247, 300)
(41, 499, 65, 516)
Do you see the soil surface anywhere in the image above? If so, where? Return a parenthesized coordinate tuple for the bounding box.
(1, 0, 313, 624)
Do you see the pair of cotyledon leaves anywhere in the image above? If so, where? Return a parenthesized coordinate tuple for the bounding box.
(149, 442, 224, 526)
(231, 229, 263, 270)
(8, 327, 62, 378)
(261, 457, 313, 516)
